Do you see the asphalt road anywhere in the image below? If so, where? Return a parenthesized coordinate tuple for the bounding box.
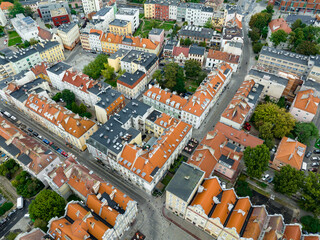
(0, 199, 30, 238)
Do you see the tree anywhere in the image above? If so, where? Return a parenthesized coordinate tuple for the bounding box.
(8, 1, 25, 18)
(71, 9, 77, 15)
(29, 189, 66, 222)
(270, 30, 288, 46)
(273, 165, 304, 196)
(253, 102, 296, 139)
(252, 42, 263, 53)
(249, 28, 261, 42)
(300, 172, 320, 215)
(261, 26, 269, 39)
(300, 216, 320, 233)
(164, 63, 180, 89)
(61, 89, 75, 106)
(173, 68, 186, 94)
(290, 122, 319, 146)
(276, 96, 286, 108)
(79, 103, 87, 114)
(249, 12, 272, 31)
(34, 219, 49, 232)
(184, 59, 201, 79)
(266, 4, 274, 14)
(83, 54, 108, 79)
(71, 102, 80, 114)
(101, 63, 115, 81)
(259, 122, 273, 140)
(296, 40, 320, 55)
(52, 92, 62, 102)
(204, 19, 213, 28)
(24, 6, 33, 17)
(235, 180, 253, 197)
(243, 144, 270, 178)
(29, 38, 38, 45)
(152, 69, 163, 82)
(291, 19, 306, 31)
(181, 38, 192, 46)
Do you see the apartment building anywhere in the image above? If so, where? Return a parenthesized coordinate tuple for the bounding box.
(47, 162, 138, 240)
(38, 1, 70, 23)
(109, 19, 132, 36)
(170, 45, 206, 67)
(178, 26, 222, 49)
(211, 11, 224, 29)
(308, 55, 320, 82)
(222, 25, 243, 48)
(31, 62, 50, 82)
(206, 49, 240, 72)
(223, 41, 242, 56)
(37, 27, 63, 48)
(257, 46, 309, 77)
(11, 14, 38, 41)
(100, 32, 122, 54)
(115, 8, 139, 32)
(89, 29, 103, 52)
(188, 122, 264, 181)
(46, 61, 71, 84)
(92, 7, 115, 30)
(0, 1, 13, 14)
(120, 49, 159, 81)
(0, 116, 61, 185)
(57, 22, 80, 50)
(117, 70, 147, 99)
(34, 41, 65, 63)
(185, 3, 214, 26)
(220, 79, 264, 129)
(0, 57, 15, 81)
(166, 162, 205, 218)
(149, 28, 164, 46)
(272, 137, 306, 170)
(50, 7, 70, 26)
(25, 94, 98, 150)
(143, 85, 188, 119)
(82, 0, 102, 14)
(80, 28, 91, 50)
(108, 49, 129, 72)
(269, 0, 320, 14)
(290, 89, 320, 122)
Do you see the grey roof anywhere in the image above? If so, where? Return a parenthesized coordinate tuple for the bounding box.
(0, 56, 9, 66)
(166, 162, 204, 202)
(260, 46, 309, 65)
(218, 154, 235, 168)
(189, 44, 205, 55)
(149, 28, 164, 35)
(226, 41, 242, 49)
(117, 70, 145, 87)
(0, 136, 20, 156)
(20, 0, 38, 5)
(109, 49, 130, 60)
(34, 41, 60, 53)
(17, 153, 33, 166)
(303, 79, 320, 92)
(109, 19, 130, 27)
(47, 62, 71, 75)
(4, 70, 29, 84)
(116, 8, 139, 15)
(58, 22, 77, 32)
(248, 69, 289, 86)
(87, 100, 151, 154)
(179, 26, 217, 39)
(309, 55, 320, 67)
(89, 82, 123, 109)
(121, 50, 158, 72)
(94, 7, 113, 16)
(247, 83, 264, 105)
(10, 78, 47, 103)
(6, 48, 39, 63)
(146, 109, 162, 123)
(286, 15, 315, 25)
(223, 26, 242, 40)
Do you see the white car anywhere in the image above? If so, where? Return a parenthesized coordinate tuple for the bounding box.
(262, 174, 269, 181)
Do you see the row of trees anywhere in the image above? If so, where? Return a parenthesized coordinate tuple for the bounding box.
(83, 54, 109, 79)
(52, 90, 92, 118)
(153, 60, 207, 94)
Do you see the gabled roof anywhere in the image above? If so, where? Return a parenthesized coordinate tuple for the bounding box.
(283, 225, 302, 240)
(304, 236, 320, 240)
(269, 18, 292, 34)
(172, 46, 189, 57)
(0, 1, 13, 10)
(37, 27, 53, 40)
(263, 215, 284, 240)
(293, 89, 320, 114)
(211, 189, 237, 224)
(207, 49, 240, 64)
(242, 206, 267, 240)
(62, 70, 96, 93)
(31, 62, 48, 77)
(274, 137, 306, 170)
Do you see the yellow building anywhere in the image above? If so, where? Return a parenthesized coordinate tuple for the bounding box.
(109, 19, 132, 36)
(80, 30, 90, 51)
(108, 49, 129, 72)
(57, 22, 80, 50)
(100, 33, 122, 54)
(0, 59, 15, 80)
(35, 41, 65, 63)
(144, 3, 155, 19)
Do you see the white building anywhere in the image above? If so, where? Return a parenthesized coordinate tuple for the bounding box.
(11, 14, 38, 41)
(89, 30, 103, 52)
(206, 50, 240, 72)
(9, 48, 42, 74)
(115, 8, 139, 32)
(0, 8, 7, 26)
(92, 7, 115, 30)
(169, 5, 177, 20)
(82, 0, 102, 14)
(290, 89, 320, 122)
(185, 4, 214, 26)
(47, 61, 72, 86)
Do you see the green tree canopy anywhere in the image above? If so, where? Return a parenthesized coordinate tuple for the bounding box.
(83, 54, 108, 79)
(291, 19, 306, 31)
(243, 144, 270, 178)
(253, 102, 296, 139)
(300, 172, 320, 215)
(61, 89, 75, 106)
(101, 63, 115, 81)
(289, 122, 319, 146)
(300, 215, 320, 233)
(29, 189, 66, 222)
(204, 19, 213, 28)
(266, 4, 274, 14)
(152, 69, 163, 82)
(9, 1, 25, 18)
(249, 28, 261, 42)
(252, 42, 263, 54)
(184, 59, 201, 79)
(163, 62, 186, 93)
(273, 165, 304, 196)
(249, 12, 272, 31)
(24, 6, 33, 17)
(296, 40, 320, 55)
(270, 29, 288, 46)
(79, 103, 87, 114)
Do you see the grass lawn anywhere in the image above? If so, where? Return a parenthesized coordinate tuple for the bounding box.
(8, 30, 22, 46)
(45, 24, 53, 29)
(134, 19, 174, 37)
(315, 138, 320, 149)
(8, 31, 19, 38)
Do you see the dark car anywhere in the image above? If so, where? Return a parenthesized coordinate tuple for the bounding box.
(305, 151, 312, 158)
(27, 128, 33, 132)
(314, 149, 320, 154)
(33, 132, 39, 137)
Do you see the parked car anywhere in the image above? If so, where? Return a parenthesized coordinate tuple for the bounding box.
(305, 151, 312, 158)
(312, 162, 320, 167)
(42, 139, 50, 144)
(221, 182, 226, 189)
(0, 218, 6, 225)
(267, 177, 274, 183)
(57, 148, 63, 154)
(27, 128, 33, 132)
(32, 132, 39, 137)
(37, 135, 43, 139)
(314, 149, 320, 154)
(51, 144, 59, 150)
(262, 174, 269, 181)
(7, 211, 15, 218)
(61, 151, 68, 157)
(244, 122, 251, 131)
(311, 157, 319, 161)
(1, 154, 5, 157)
(308, 167, 318, 172)
(49, 142, 54, 146)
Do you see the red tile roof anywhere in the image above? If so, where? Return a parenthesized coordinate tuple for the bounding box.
(173, 46, 189, 57)
(37, 27, 53, 40)
(269, 18, 292, 34)
(0, 2, 13, 10)
(283, 225, 302, 240)
(292, 89, 320, 115)
(211, 189, 237, 224)
(207, 50, 240, 64)
(31, 62, 48, 77)
(62, 70, 96, 93)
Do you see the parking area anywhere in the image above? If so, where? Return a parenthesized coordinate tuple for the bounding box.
(64, 46, 97, 72)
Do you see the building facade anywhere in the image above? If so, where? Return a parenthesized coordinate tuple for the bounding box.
(57, 23, 80, 50)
